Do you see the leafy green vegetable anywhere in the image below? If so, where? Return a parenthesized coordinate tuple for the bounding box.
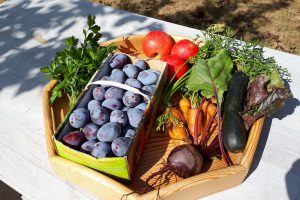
(256, 88, 292, 116)
(186, 49, 233, 105)
(197, 25, 291, 82)
(40, 15, 116, 107)
(244, 75, 270, 111)
(243, 75, 293, 129)
(243, 87, 292, 129)
(196, 25, 293, 131)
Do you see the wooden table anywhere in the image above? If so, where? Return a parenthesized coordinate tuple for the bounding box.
(0, 0, 299, 199)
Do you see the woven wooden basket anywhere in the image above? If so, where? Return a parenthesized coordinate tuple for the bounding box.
(43, 35, 265, 200)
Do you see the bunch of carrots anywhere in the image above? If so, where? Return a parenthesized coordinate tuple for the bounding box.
(158, 96, 222, 159)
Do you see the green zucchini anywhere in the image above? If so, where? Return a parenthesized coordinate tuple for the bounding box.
(222, 71, 249, 153)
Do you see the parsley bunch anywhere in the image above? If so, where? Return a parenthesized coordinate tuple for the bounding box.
(40, 15, 116, 107)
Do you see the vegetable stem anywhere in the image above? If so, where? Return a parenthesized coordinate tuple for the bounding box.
(203, 136, 219, 156)
(216, 103, 233, 166)
(193, 97, 206, 145)
(200, 107, 217, 146)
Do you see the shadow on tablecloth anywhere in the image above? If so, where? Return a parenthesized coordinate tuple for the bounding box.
(286, 159, 300, 200)
(0, 0, 164, 95)
(246, 96, 300, 180)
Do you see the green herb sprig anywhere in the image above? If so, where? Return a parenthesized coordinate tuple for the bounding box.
(197, 25, 291, 82)
(156, 108, 184, 131)
(40, 15, 116, 107)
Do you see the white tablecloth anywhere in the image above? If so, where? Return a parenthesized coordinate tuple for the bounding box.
(0, 0, 299, 199)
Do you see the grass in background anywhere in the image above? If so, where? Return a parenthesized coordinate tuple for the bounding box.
(94, 0, 300, 55)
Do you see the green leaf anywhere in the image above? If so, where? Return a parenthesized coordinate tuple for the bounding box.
(40, 67, 50, 73)
(41, 15, 115, 106)
(87, 15, 95, 27)
(65, 36, 78, 48)
(83, 29, 87, 38)
(267, 69, 284, 91)
(86, 48, 96, 60)
(186, 49, 233, 104)
(91, 25, 100, 33)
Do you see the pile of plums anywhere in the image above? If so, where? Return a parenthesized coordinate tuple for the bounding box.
(62, 54, 160, 158)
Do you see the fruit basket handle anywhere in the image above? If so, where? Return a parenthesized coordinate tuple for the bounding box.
(86, 80, 151, 103)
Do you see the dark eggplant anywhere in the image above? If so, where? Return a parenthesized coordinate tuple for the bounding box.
(222, 71, 249, 153)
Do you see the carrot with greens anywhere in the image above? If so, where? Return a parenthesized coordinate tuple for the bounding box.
(157, 107, 191, 145)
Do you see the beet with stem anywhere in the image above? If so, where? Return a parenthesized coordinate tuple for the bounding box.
(123, 144, 203, 199)
(146, 145, 202, 197)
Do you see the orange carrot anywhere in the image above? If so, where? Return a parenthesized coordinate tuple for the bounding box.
(185, 98, 219, 145)
(168, 125, 191, 145)
(202, 100, 217, 128)
(179, 98, 191, 122)
(164, 107, 191, 145)
(170, 107, 184, 121)
(187, 108, 202, 139)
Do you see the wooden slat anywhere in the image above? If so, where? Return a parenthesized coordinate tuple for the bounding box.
(42, 80, 58, 157)
(139, 165, 246, 200)
(240, 117, 265, 172)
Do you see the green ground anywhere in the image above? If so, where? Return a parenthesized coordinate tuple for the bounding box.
(95, 0, 300, 55)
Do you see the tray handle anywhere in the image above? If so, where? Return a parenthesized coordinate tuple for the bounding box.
(86, 80, 151, 103)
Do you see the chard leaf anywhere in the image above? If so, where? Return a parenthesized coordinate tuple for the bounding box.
(256, 88, 292, 116)
(243, 74, 293, 129)
(243, 87, 292, 129)
(186, 49, 233, 104)
(244, 75, 269, 111)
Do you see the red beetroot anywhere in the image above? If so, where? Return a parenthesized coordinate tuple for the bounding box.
(171, 39, 199, 60)
(123, 144, 203, 198)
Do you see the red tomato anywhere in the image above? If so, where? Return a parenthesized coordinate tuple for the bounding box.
(171, 39, 199, 60)
(142, 31, 173, 59)
(161, 55, 188, 81)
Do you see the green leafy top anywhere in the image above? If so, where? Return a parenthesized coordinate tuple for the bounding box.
(186, 49, 233, 105)
(196, 25, 291, 82)
(40, 15, 116, 107)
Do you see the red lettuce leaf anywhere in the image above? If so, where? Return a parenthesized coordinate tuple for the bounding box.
(242, 75, 292, 129)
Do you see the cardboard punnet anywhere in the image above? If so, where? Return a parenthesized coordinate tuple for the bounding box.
(52, 54, 167, 180)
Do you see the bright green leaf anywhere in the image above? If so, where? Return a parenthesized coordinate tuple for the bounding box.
(65, 36, 78, 48)
(186, 49, 233, 104)
(40, 67, 50, 73)
(87, 15, 95, 27)
(267, 69, 284, 91)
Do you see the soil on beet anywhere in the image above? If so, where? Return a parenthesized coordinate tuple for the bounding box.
(93, 0, 300, 55)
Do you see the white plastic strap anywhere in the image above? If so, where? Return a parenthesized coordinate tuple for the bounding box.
(86, 80, 151, 103)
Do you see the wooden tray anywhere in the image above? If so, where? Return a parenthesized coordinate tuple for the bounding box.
(43, 35, 265, 200)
